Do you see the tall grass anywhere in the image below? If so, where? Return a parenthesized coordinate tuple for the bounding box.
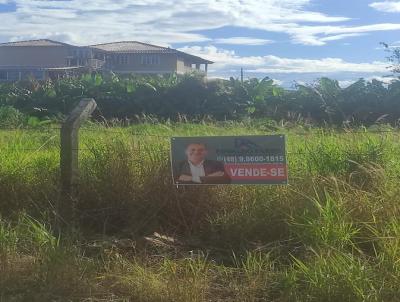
(0, 122, 399, 301)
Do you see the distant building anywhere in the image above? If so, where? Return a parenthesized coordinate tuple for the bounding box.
(0, 39, 212, 81)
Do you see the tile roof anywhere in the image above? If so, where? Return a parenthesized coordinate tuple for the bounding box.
(90, 41, 213, 64)
(89, 41, 176, 53)
(0, 39, 73, 47)
(0, 39, 213, 64)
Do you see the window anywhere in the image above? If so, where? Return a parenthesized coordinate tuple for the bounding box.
(20, 71, 30, 80)
(30, 70, 45, 80)
(141, 55, 160, 65)
(117, 54, 128, 65)
(7, 71, 20, 81)
(0, 71, 7, 80)
(0, 70, 41, 81)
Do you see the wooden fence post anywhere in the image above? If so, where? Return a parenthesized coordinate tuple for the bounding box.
(59, 98, 97, 226)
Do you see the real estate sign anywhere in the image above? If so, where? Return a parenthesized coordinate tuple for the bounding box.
(170, 135, 287, 185)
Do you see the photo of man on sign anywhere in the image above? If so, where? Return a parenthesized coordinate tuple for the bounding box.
(175, 142, 230, 184)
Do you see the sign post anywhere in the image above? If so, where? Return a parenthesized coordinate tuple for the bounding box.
(59, 98, 97, 228)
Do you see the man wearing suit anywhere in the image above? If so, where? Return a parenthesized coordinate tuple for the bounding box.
(175, 143, 230, 184)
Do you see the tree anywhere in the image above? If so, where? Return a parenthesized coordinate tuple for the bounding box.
(381, 42, 400, 74)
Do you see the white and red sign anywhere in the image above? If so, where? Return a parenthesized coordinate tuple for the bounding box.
(170, 135, 288, 185)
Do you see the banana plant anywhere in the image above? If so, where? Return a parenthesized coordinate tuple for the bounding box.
(242, 77, 284, 116)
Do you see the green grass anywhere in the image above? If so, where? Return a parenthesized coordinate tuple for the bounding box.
(0, 121, 399, 301)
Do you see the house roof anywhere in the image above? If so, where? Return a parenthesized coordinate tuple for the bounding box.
(0, 39, 74, 47)
(90, 41, 213, 64)
(90, 41, 175, 53)
(176, 50, 213, 65)
(0, 39, 213, 64)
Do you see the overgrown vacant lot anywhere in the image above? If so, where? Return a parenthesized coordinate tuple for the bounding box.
(1, 121, 400, 301)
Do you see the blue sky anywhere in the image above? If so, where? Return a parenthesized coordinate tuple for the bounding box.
(0, 0, 399, 86)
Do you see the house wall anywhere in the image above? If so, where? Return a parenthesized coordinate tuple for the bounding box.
(176, 58, 185, 74)
(0, 44, 208, 78)
(0, 46, 73, 67)
(177, 58, 199, 74)
(108, 53, 179, 74)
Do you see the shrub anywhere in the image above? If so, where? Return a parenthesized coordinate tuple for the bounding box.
(0, 106, 25, 128)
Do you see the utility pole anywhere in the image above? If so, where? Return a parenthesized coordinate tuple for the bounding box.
(240, 68, 244, 84)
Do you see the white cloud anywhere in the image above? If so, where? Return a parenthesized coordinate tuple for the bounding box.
(338, 80, 356, 88)
(0, 0, 398, 47)
(320, 33, 367, 42)
(287, 23, 400, 46)
(272, 79, 284, 86)
(179, 45, 389, 74)
(339, 76, 397, 88)
(370, 1, 400, 13)
(248, 58, 388, 74)
(214, 37, 274, 46)
(178, 46, 266, 68)
(364, 75, 398, 83)
(390, 41, 400, 47)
